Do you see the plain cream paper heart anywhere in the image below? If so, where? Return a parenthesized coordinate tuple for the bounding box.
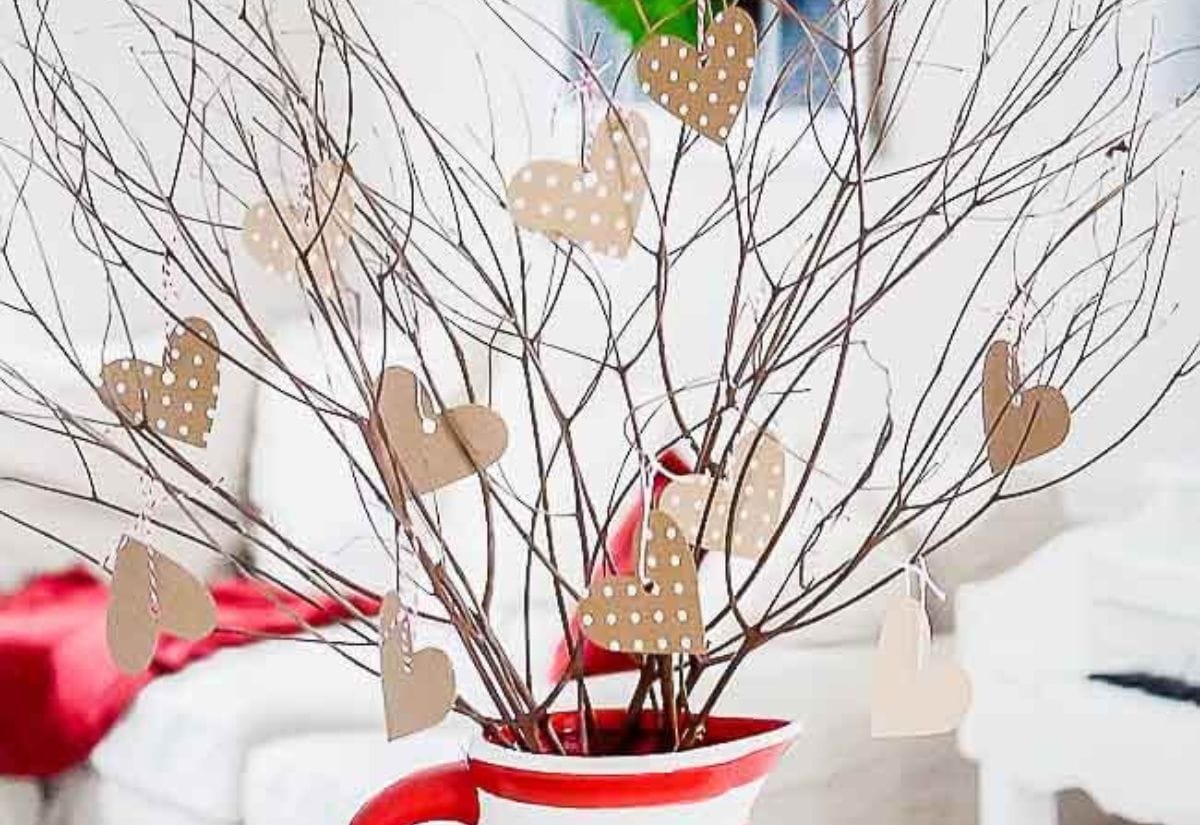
(870, 594, 971, 738)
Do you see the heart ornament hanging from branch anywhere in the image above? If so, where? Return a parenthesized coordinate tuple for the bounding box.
(106, 536, 217, 674)
(578, 510, 706, 655)
(364, 366, 508, 501)
(636, 7, 758, 143)
(870, 593, 971, 738)
(243, 160, 355, 293)
(379, 591, 456, 739)
(507, 110, 651, 258)
(99, 317, 220, 448)
(982, 340, 1070, 473)
(660, 430, 785, 559)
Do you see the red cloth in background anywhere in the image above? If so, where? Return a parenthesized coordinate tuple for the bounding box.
(547, 450, 693, 682)
(0, 568, 374, 777)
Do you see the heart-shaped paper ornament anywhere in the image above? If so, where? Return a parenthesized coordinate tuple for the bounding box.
(578, 510, 706, 655)
(243, 160, 355, 292)
(982, 340, 1070, 473)
(661, 430, 785, 560)
(106, 536, 218, 674)
(379, 591, 456, 739)
(870, 594, 971, 738)
(364, 366, 508, 500)
(99, 317, 220, 448)
(507, 110, 650, 257)
(636, 7, 758, 143)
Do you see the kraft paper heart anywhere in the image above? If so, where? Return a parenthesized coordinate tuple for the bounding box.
(578, 510, 706, 655)
(380, 591, 456, 739)
(871, 594, 971, 738)
(365, 366, 508, 499)
(636, 7, 758, 143)
(100, 317, 220, 448)
(106, 536, 217, 674)
(243, 160, 355, 292)
(507, 110, 650, 257)
(982, 340, 1070, 473)
(660, 430, 785, 559)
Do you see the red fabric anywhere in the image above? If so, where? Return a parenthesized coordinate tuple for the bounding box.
(0, 567, 375, 777)
(547, 450, 693, 682)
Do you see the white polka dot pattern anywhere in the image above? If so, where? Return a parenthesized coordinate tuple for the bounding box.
(578, 510, 705, 655)
(100, 317, 220, 448)
(507, 110, 650, 257)
(660, 430, 785, 560)
(243, 161, 355, 293)
(636, 8, 757, 144)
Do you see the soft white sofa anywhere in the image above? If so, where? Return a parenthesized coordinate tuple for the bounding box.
(957, 479, 1200, 825)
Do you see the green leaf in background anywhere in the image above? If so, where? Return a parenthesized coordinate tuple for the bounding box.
(578, 0, 729, 47)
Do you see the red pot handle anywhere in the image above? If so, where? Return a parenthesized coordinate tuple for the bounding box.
(350, 763, 480, 825)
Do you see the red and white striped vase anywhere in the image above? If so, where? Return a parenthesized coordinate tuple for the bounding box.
(351, 710, 801, 825)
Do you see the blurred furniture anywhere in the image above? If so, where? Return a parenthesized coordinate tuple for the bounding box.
(957, 480, 1200, 825)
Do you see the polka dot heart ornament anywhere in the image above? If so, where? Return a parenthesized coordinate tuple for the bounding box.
(981, 339, 1070, 473)
(106, 535, 217, 674)
(242, 160, 355, 293)
(660, 430, 785, 560)
(506, 110, 650, 258)
(636, 7, 758, 143)
(100, 317, 220, 448)
(578, 510, 706, 656)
